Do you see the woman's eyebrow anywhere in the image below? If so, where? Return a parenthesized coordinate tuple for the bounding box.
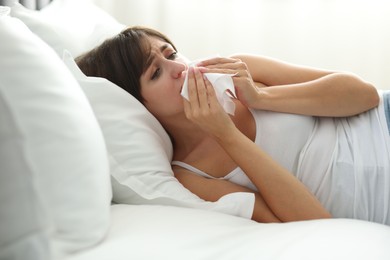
(160, 43, 169, 52)
(145, 43, 171, 69)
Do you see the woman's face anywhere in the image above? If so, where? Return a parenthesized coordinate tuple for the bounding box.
(140, 37, 189, 120)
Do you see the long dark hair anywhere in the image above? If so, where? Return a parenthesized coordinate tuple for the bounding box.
(76, 26, 177, 103)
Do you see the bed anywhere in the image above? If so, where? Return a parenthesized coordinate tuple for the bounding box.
(1, 1, 390, 260)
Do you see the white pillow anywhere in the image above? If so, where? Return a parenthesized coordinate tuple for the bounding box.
(10, 0, 125, 57)
(63, 51, 255, 219)
(0, 8, 51, 260)
(0, 14, 111, 259)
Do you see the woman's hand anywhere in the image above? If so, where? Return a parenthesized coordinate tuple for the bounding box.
(183, 67, 236, 139)
(197, 57, 265, 108)
(200, 55, 379, 117)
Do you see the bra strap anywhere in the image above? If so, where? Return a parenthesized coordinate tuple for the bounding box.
(171, 161, 216, 179)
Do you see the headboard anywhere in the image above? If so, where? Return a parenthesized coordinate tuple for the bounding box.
(0, 0, 52, 10)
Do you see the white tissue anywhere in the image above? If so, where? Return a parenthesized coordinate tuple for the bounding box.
(181, 65, 237, 115)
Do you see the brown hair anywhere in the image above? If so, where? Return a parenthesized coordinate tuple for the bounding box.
(75, 26, 177, 103)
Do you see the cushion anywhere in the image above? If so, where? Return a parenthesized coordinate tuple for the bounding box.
(63, 51, 255, 219)
(0, 13, 111, 259)
(10, 0, 126, 57)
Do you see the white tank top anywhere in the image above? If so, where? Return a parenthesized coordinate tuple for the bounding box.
(296, 91, 390, 225)
(172, 109, 315, 192)
(172, 91, 390, 225)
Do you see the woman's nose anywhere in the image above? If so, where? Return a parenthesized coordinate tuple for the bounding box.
(170, 60, 187, 79)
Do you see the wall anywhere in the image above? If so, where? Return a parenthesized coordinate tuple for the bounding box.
(92, 0, 390, 89)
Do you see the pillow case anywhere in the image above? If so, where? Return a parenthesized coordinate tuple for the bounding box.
(0, 13, 111, 259)
(63, 51, 255, 219)
(0, 7, 51, 260)
(10, 0, 125, 57)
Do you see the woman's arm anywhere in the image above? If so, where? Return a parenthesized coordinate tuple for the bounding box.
(214, 125, 331, 222)
(173, 167, 282, 223)
(183, 67, 331, 222)
(198, 54, 379, 117)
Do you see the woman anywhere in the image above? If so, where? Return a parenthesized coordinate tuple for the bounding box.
(76, 26, 390, 225)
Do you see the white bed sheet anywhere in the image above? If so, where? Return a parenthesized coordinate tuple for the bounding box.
(68, 204, 390, 260)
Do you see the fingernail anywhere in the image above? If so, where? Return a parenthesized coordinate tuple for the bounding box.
(198, 66, 207, 73)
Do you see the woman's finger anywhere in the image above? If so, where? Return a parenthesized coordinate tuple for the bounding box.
(203, 76, 220, 111)
(187, 66, 200, 108)
(199, 60, 247, 76)
(193, 67, 209, 109)
(198, 66, 238, 75)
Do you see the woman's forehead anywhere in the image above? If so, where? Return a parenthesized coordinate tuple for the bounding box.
(144, 37, 173, 67)
(148, 37, 172, 51)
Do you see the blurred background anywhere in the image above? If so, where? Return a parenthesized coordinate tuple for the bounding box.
(91, 0, 390, 89)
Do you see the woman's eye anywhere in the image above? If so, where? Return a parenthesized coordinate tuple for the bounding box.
(151, 68, 161, 80)
(168, 52, 178, 60)
(150, 51, 177, 80)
